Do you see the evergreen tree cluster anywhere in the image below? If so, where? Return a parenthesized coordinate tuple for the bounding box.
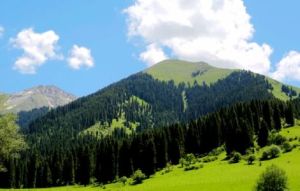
(0, 98, 295, 188)
(281, 85, 297, 98)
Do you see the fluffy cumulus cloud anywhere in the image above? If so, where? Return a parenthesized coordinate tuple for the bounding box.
(125, 0, 273, 74)
(140, 43, 168, 66)
(271, 51, 300, 81)
(11, 28, 61, 74)
(67, 45, 94, 70)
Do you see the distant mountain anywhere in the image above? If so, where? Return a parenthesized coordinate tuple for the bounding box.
(0, 85, 76, 114)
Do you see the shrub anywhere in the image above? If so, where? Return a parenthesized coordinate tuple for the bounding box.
(247, 154, 256, 165)
(184, 165, 199, 171)
(131, 170, 146, 185)
(269, 145, 281, 158)
(179, 153, 202, 171)
(260, 145, 281, 161)
(180, 154, 196, 167)
(229, 152, 242, 163)
(255, 165, 288, 191)
(119, 176, 127, 185)
(208, 146, 225, 156)
(282, 142, 293, 153)
(246, 147, 255, 155)
(202, 156, 218, 163)
(269, 132, 287, 146)
(163, 162, 173, 173)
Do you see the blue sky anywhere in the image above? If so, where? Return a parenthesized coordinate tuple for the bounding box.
(0, 0, 300, 96)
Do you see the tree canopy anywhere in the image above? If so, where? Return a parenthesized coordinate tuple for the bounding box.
(0, 114, 27, 171)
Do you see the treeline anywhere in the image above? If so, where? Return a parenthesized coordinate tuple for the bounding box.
(1, 98, 296, 188)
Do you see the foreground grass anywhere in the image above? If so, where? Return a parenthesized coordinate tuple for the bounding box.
(4, 126, 300, 191)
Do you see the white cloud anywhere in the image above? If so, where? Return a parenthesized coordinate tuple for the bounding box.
(271, 51, 300, 81)
(68, 45, 94, 70)
(11, 28, 60, 74)
(0, 26, 4, 37)
(125, 0, 273, 74)
(140, 43, 168, 66)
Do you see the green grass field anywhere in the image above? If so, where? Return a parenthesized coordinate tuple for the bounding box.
(5, 126, 300, 191)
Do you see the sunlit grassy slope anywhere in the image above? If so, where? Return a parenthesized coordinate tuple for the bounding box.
(6, 126, 300, 191)
(267, 77, 300, 101)
(145, 60, 235, 85)
(80, 96, 147, 137)
(145, 59, 300, 101)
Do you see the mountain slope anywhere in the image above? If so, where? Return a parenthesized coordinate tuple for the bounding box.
(28, 61, 282, 139)
(145, 60, 300, 101)
(26, 60, 300, 139)
(145, 60, 235, 85)
(0, 85, 76, 114)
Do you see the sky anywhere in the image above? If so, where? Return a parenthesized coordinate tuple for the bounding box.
(0, 0, 300, 96)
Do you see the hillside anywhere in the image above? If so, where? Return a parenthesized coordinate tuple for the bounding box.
(27, 60, 300, 138)
(0, 85, 76, 114)
(145, 60, 235, 85)
(22, 60, 300, 151)
(146, 60, 300, 101)
(27, 70, 275, 138)
(2, 60, 300, 189)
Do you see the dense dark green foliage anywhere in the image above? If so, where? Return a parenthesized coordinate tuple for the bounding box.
(27, 71, 273, 139)
(281, 84, 297, 98)
(1, 71, 298, 188)
(18, 107, 49, 129)
(255, 165, 288, 191)
(0, 98, 294, 188)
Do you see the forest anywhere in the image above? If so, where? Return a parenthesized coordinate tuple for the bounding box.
(0, 97, 298, 188)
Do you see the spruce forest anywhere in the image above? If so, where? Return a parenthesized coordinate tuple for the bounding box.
(0, 70, 299, 189)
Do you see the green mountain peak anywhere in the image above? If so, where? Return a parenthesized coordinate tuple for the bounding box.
(145, 59, 235, 85)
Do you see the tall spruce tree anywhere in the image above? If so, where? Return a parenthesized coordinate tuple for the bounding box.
(257, 120, 269, 147)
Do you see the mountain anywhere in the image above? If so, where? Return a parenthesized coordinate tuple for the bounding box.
(4, 59, 300, 188)
(145, 60, 300, 101)
(145, 60, 235, 85)
(26, 60, 300, 140)
(0, 85, 76, 114)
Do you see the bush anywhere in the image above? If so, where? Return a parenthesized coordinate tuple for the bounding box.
(255, 165, 288, 191)
(260, 145, 281, 161)
(208, 146, 225, 156)
(246, 147, 256, 155)
(282, 142, 293, 153)
(119, 176, 127, 185)
(163, 162, 173, 174)
(184, 165, 199, 171)
(179, 154, 203, 171)
(229, 152, 242, 163)
(269, 132, 287, 146)
(269, 145, 281, 158)
(179, 154, 197, 168)
(202, 156, 218, 163)
(247, 154, 256, 165)
(131, 170, 146, 185)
